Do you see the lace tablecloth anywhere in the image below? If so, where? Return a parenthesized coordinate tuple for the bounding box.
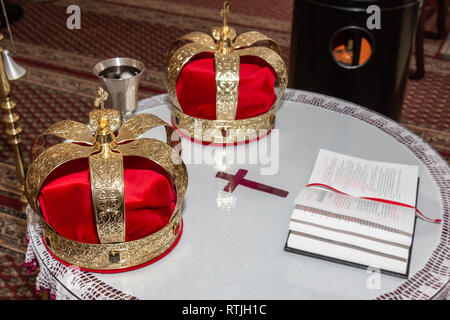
(25, 89, 449, 300)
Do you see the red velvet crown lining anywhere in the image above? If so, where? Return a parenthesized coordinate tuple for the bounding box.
(176, 53, 277, 120)
(38, 156, 177, 244)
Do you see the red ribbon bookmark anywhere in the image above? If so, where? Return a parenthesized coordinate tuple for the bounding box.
(306, 183, 441, 224)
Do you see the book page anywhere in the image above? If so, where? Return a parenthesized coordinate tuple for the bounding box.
(288, 219, 411, 259)
(308, 149, 419, 207)
(294, 187, 416, 237)
(287, 232, 408, 275)
(291, 206, 412, 246)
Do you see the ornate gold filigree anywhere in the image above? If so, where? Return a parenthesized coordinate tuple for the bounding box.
(94, 87, 108, 108)
(116, 113, 181, 148)
(31, 120, 95, 160)
(234, 31, 280, 53)
(89, 109, 120, 133)
(43, 208, 182, 270)
(215, 52, 240, 120)
(171, 103, 276, 144)
(25, 87, 188, 269)
(166, 1, 287, 143)
(221, 1, 230, 25)
(89, 150, 125, 244)
(167, 32, 215, 58)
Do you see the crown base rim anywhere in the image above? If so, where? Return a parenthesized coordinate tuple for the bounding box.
(170, 105, 276, 145)
(41, 209, 182, 271)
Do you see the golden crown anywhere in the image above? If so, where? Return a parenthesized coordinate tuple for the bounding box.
(166, 1, 287, 144)
(25, 88, 188, 271)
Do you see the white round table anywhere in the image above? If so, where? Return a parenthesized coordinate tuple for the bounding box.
(25, 89, 449, 300)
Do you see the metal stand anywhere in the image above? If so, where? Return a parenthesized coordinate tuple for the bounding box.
(0, 33, 27, 206)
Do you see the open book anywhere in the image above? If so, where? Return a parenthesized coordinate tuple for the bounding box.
(285, 149, 419, 278)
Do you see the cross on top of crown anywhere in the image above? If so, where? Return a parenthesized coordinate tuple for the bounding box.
(221, 1, 230, 27)
(94, 87, 108, 110)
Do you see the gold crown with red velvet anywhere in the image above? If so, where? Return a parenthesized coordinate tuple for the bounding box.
(24, 88, 188, 272)
(166, 1, 287, 144)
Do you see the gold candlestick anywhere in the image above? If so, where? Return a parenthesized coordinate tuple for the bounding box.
(0, 32, 27, 206)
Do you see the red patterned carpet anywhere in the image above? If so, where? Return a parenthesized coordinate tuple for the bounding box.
(0, 0, 448, 299)
(0, 163, 39, 299)
(402, 48, 450, 160)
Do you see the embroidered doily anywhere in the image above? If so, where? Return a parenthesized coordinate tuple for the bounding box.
(25, 207, 136, 300)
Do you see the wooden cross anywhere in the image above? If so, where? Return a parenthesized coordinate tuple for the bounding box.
(216, 169, 289, 198)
